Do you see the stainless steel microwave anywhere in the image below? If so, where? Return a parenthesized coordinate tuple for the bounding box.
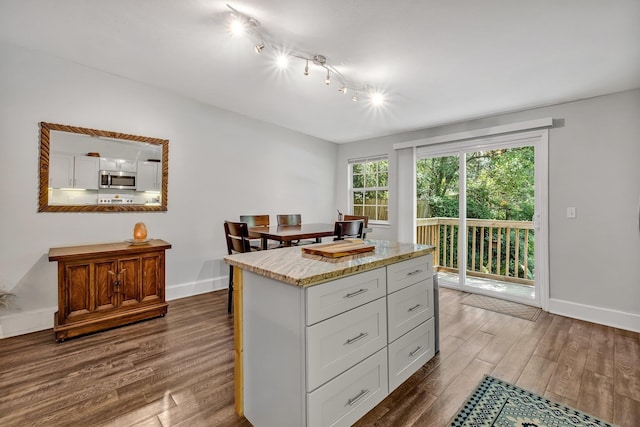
(99, 170, 136, 189)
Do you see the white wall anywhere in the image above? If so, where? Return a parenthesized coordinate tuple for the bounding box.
(337, 89, 640, 332)
(0, 41, 337, 338)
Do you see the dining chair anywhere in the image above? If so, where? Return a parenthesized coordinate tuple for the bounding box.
(224, 221, 256, 314)
(344, 215, 369, 238)
(240, 214, 278, 249)
(276, 214, 302, 226)
(276, 214, 317, 245)
(333, 220, 364, 240)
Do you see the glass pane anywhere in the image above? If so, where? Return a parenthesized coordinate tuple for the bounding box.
(353, 191, 364, 204)
(364, 205, 376, 219)
(365, 162, 377, 174)
(352, 174, 364, 188)
(378, 160, 388, 172)
(378, 190, 388, 205)
(352, 163, 363, 174)
(353, 205, 364, 215)
(365, 191, 376, 204)
(416, 156, 459, 219)
(365, 173, 377, 187)
(466, 146, 535, 279)
(378, 205, 388, 221)
(378, 172, 388, 187)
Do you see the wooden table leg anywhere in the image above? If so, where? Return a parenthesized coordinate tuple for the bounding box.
(233, 266, 244, 416)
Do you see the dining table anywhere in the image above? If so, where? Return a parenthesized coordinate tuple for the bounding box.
(248, 223, 336, 250)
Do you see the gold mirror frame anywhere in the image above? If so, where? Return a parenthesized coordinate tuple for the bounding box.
(39, 122, 169, 212)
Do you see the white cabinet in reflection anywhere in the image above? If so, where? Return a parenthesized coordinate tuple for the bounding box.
(136, 161, 162, 192)
(50, 154, 99, 189)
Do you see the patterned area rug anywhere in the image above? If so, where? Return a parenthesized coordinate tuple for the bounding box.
(461, 294, 541, 321)
(451, 376, 615, 427)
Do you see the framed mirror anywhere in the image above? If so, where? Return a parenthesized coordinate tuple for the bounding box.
(39, 122, 169, 212)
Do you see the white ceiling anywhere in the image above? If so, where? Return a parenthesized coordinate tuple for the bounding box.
(1, 0, 639, 143)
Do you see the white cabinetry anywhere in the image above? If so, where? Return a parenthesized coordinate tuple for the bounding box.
(136, 161, 161, 191)
(50, 154, 99, 189)
(99, 157, 136, 172)
(242, 256, 434, 427)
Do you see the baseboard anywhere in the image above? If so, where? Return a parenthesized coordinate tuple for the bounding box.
(166, 276, 227, 301)
(0, 276, 230, 339)
(548, 298, 640, 333)
(0, 306, 56, 339)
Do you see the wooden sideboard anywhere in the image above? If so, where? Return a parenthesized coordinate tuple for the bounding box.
(48, 239, 171, 341)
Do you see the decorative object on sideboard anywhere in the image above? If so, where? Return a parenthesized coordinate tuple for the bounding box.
(133, 222, 148, 241)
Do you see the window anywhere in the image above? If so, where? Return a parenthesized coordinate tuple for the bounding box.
(349, 156, 388, 222)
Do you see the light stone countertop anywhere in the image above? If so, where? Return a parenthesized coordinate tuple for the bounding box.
(224, 240, 435, 287)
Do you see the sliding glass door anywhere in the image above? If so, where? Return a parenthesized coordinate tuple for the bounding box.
(416, 130, 547, 307)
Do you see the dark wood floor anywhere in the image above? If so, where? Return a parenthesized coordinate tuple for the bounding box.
(0, 288, 638, 426)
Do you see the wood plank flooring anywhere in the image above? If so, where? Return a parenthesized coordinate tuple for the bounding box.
(0, 288, 638, 426)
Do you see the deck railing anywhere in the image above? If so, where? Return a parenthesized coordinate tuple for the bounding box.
(417, 217, 534, 286)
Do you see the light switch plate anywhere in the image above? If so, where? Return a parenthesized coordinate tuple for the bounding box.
(567, 207, 577, 219)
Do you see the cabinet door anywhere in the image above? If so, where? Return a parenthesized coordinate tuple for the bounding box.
(94, 259, 119, 311)
(50, 153, 74, 188)
(119, 257, 142, 307)
(62, 262, 92, 320)
(119, 159, 137, 172)
(74, 156, 99, 189)
(136, 161, 159, 191)
(140, 252, 164, 303)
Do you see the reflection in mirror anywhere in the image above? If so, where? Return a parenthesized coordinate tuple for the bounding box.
(39, 122, 168, 212)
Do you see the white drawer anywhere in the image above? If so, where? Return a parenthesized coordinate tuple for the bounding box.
(306, 268, 386, 325)
(307, 297, 387, 391)
(387, 278, 434, 342)
(388, 318, 435, 392)
(386, 255, 432, 294)
(307, 348, 388, 427)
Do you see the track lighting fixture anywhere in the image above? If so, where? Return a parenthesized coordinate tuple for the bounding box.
(226, 3, 385, 106)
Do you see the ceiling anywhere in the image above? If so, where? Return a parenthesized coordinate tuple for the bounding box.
(1, 1, 639, 143)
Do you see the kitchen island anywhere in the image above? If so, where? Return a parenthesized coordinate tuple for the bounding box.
(225, 240, 435, 427)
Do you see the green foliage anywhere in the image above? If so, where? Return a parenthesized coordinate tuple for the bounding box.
(417, 146, 534, 221)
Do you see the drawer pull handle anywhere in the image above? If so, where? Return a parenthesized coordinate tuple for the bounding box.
(409, 346, 423, 357)
(408, 303, 422, 312)
(346, 389, 370, 406)
(345, 288, 368, 298)
(345, 332, 368, 345)
(406, 269, 423, 276)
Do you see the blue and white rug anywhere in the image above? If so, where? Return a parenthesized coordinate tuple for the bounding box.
(451, 375, 615, 427)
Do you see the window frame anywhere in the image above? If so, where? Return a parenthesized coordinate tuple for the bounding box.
(348, 155, 389, 225)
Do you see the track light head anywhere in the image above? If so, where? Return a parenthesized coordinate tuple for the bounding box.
(304, 60, 309, 76)
(255, 42, 265, 53)
(339, 86, 347, 94)
(325, 69, 331, 85)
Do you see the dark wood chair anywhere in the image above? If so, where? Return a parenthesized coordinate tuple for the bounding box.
(333, 220, 364, 240)
(224, 221, 256, 314)
(276, 214, 318, 245)
(344, 215, 369, 238)
(240, 214, 278, 249)
(276, 214, 302, 226)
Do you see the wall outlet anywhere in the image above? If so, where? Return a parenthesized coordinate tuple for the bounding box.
(567, 207, 577, 219)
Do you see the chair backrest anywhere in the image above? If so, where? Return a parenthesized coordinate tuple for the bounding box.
(224, 221, 252, 255)
(240, 214, 270, 227)
(277, 214, 302, 226)
(333, 220, 364, 240)
(344, 215, 369, 238)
